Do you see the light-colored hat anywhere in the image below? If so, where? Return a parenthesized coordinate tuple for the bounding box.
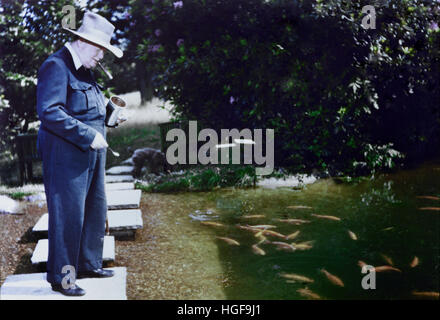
(63, 11, 123, 58)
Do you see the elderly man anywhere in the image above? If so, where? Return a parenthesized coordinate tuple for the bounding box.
(36, 11, 124, 296)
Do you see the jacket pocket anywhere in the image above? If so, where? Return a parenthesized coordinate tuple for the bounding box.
(67, 81, 97, 115)
(95, 86, 107, 116)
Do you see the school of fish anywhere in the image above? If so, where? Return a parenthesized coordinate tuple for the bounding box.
(197, 197, 437, 300)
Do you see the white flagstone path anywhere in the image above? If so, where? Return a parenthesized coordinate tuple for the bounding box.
(107, 189, 142, 210)
(105, 175, 134, 183)
(0, 267, 127, 300)
(106, 166, 134, 175)
(105, 182, 135, 191)
(32, 210, 143, 236)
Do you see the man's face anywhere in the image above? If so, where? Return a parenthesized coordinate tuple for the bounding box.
(77, 39, 105, 69)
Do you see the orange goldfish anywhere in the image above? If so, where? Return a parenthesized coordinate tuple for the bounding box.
(411, 291, 439, 300)
(251, 244, 266, 256)
(261, 229, 286, 239)
(296, 288, 322, 300)
(216, 236, 240, 246)
(320, 269, 344, 287)
(410, 256, 419, 268)
(275, 218, 311, 225)
(416, 196, 440, 201)
(241, 214, 266, 219)
(286, 231, 301, 240)
(249, 225, 277, 230)
(311, 214, 341, 221)
(374, 265, 401, 273)
(418, 207, 440, 211)
(236, 225, 260, 232)
(348, 230, 358, 240)
(201, 221, 225, 227)
(287, 205, 313, 210)
(380, 254, 394, 266)
(292, 241, 314, 250)
(279, 273, 314, 283)
(271, 241, 296, 252)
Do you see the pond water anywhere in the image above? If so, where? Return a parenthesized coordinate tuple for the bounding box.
(155, 160, 439, 300)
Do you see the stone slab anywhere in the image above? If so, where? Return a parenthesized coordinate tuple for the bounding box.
(120, 157, 134, 166)
(31, 236, 115, 265)
(107, 190, 141, 210)
(0, 267, 126, 300)
(106, 166, 134, 175)
(105, 175, 134, 183)
(105, 182, 135, 191)
(33, 210, 143, 235)
(32, 213, 49, 234)
(0, 195, 24, 215)
(108, 209, 143, 231)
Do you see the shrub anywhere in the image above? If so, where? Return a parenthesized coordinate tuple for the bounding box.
(139, 0, 440, 175)
(136, 165, 256, 192)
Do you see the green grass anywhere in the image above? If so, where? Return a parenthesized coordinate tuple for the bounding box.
(136, 165, 257, 193)
(9, 192, 32, 200)
(106, 123, 162, 168)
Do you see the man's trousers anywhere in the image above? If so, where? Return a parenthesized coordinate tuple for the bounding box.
(39, 129, 107, 285)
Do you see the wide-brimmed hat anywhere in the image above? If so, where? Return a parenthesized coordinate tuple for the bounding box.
(63, 11, 123, 58)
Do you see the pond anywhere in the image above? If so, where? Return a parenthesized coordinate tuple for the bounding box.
(145, 159, 439, 300)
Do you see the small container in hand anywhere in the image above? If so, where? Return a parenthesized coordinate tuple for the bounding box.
(105, 95, 126, 127)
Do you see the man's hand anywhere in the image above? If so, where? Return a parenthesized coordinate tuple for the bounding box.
(116, 116, 127, 125)
(116, 110, 128, 125)
(90, 132, 108, 150)
(110, 112, 127, 128)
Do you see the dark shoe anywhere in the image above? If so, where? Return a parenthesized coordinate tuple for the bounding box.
(51, 283, 86, 296)
(77, 268, 114, 279)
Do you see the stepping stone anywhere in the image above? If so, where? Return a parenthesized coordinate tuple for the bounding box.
(121, 157, 134, 166)
(105, 175, 134, 183)
(0, 267, 126, 300)
(106, 166, 134, 175)
(31, 236, 115, 265)
(107, 209, 143, 232)
(107, 190, 141, 210)
(105, 182, 135, 191)
(33, 210, 143, 236)
(32, 213, 49, 236)
(0, 195, 25, 215)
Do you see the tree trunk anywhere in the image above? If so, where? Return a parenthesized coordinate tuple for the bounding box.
(137, 61, 154, 105)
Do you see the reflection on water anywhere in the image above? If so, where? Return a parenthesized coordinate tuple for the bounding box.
(360, 180, 402, 206)
(156, 160, 440, 299)
(188, 209, 218, 221)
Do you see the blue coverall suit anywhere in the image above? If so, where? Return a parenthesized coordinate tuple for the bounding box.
(36, 46, 108, 285)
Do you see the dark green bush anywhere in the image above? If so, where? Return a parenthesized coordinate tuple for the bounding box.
(139, 0, 440, 175)
(136, 165, 256, 193)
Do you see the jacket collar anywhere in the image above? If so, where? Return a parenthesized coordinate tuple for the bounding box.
(64, 42, 83, 70)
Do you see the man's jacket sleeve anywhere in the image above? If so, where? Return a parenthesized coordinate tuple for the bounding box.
(37, 59, 97, 151)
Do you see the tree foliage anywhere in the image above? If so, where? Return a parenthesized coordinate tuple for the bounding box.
(140, 0, 440, 175)
(1, 0, 439, 177)
(0, 0, 82, 161)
